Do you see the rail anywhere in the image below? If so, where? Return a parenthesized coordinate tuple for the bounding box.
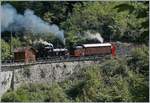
(1, 48, 133, 67)
(2, 41, 138, 67)
(1, 55, 112, 67)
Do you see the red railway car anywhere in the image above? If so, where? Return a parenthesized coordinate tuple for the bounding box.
(14, 47, 37, 63)
(70, 46, 84, 57)
(71, 43, 116, 57)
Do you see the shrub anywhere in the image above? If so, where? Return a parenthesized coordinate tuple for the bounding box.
(127, 71, 149, 102)
(45, 83, 69, 102)
(1, 52, 149, 102)
(1, 91, 17, 102)
(128, 45, 149, 76)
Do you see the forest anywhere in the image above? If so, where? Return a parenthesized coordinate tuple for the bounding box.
(1, 1, 149, 102)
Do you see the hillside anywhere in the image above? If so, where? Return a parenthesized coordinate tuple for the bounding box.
(1, 45, 149, 102)
(0, 1, 149, 102)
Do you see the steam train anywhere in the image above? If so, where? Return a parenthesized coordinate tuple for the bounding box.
(13, 42, 116, 63)
(34, 43, 116, 58)
(36, 42, 116, 58)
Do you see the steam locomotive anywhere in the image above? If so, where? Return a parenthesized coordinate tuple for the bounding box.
(13, 42, 116, 63)
(37, 42, 116, 58)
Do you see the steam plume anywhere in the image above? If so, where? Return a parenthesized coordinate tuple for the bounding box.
(85, 31, 104, 43)
(0, 4, 65, 44)
(33, 39, 54, 47)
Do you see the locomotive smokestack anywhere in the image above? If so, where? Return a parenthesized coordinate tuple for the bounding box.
(0, 3, 65, 44)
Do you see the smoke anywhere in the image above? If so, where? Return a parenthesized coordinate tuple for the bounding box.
(0, 4, 65, 44)
(85, 31, 104, 43)
(34, 39, 54, 47)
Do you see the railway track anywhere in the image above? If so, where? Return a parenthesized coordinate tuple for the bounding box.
(1, 45, 133, 67)
(1, 55, 112, 67)
(1, 42, 138, 67)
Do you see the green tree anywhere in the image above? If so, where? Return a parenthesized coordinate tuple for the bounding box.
(1, 91, 18, 102)
(1, 83, 68, 102)
(45, 83, 69, 102)
(128, 45, 149, 76)
(1, 56, 149, 102)
(115, 1, 149, 44)
(1, 39, 11, 60)
(61, 1, 144, 47)
(127, 71, 149, 102)
(11, 37, 22, 49)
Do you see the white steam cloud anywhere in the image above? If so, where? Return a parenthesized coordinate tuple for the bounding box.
(0, 4, 65, 44)
(85, 31, 104, 43)
(34, 39, 54, 47)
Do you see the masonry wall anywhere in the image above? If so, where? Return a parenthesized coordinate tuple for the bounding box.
(0, 71, 13, 100)
(0, 60, 101, 100)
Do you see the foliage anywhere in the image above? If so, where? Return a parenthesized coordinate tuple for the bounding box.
(127, 71, 149, 102)
(1, 39, 11, 60)
(11, 37, 22, 50)
(127, 45, 149, 102)
(1, 1, 149, 102)
(115, 1, 149, 44)
(1, 54, 149, 102)
(45, 83, 69, 102)
(1, 37, 22, 60)
(1, 91, 17, 102)
(1, 83, 68, 102)
(66, 60, 132, 102)
(2, 1, 81, 25)
(61, 1, 148, 47)
(128, 45, 149, 76)
(1, 1, 148, 48)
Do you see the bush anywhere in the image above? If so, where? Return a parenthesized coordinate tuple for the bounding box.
(128, 45, 149, 76)
(100, 58, 129, 77)
(67, 64, 132, 102)
(1, 83, 68, 102)
(1, 52, 149, 102)
(127, 71, 149, 102)
(45, 83, 69, 102)
(127, 45, 149, 101)
(1, 91, 17, 102)
(1, 39, 11, 60)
